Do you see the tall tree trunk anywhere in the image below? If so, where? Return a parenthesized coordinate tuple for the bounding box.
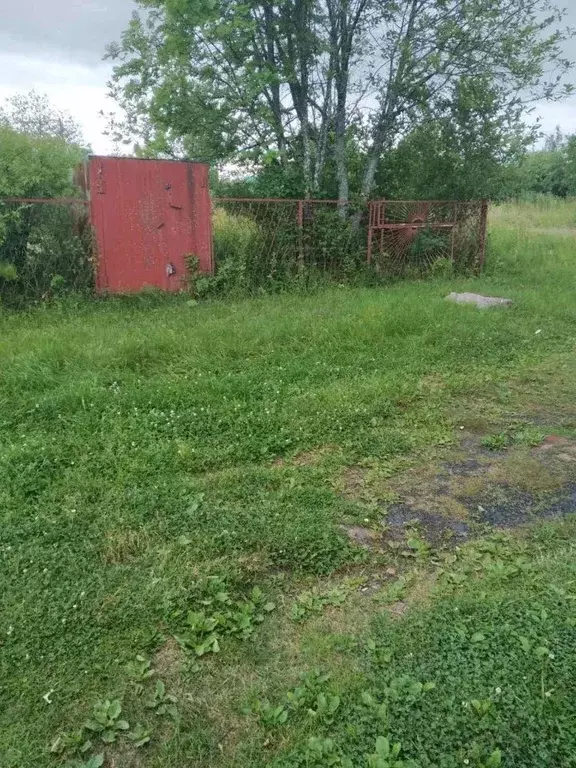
(262, 2, 287, 165)
(334, 84, 349, 211)
(358, 0, 419, 205)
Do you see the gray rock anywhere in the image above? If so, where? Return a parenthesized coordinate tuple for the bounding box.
(446, 292, 513, 308)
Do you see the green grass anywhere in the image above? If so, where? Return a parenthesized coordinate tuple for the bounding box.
(491, 196, 576, 230)
(2, 204, 576, 767)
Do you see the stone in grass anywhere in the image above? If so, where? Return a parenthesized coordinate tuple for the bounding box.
(446, 292, 513, 308)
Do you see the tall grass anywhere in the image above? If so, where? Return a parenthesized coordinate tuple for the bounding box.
(491, 195, 576, 229)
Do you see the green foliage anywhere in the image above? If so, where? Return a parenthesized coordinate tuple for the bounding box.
(204, 201, 367, 298)
(0, 90, 85, 145)
(126, 654, 155, 689)
(366, 736, 411, 768)
(0, 125, 91, 304)
(376, 78, 531, 202)
(108, 0, 572, 201)
(481, 424, 546, 451)
(172, 578, 275, 658)
(508, 131, 576, 200)
(127, 723, 152, 747)
(84, 699, 130, 744)
(64, 755, 104, 768)
(146, 680, 178, 718)
(291, 584, 352, 621)
(0, 126, 82, 200)
(3, 215, 576, 764)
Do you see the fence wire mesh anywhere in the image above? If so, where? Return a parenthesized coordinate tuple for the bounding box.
(0, 198, 94, 305)
(1, 194, 487, 304)
(212, 198, 368, 289)
(368, 200, 487, 275)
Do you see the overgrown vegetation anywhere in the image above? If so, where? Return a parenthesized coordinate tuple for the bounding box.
(203, 203, 367, 297)
(3, 208, 576, 766)
(0, 95, 92, 306)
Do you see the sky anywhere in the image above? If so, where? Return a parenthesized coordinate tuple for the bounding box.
(0, 0, 575, 154)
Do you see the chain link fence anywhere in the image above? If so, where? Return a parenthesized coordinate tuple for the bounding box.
(210, 197, 368, 292)
(0, 198, 94, 305)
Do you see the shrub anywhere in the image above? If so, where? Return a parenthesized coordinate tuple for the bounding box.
(0, 127, 91, 305)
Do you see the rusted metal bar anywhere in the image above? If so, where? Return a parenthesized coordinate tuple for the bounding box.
(366, 201, 374, 264)
(297, 200, 304, 274)
(478, 199, 489, 271)
(213, 197, 347, 204)
(374, 222, 454, 230)
(0, 197, 89, 205)
(370, 199, 483, 205)
(450, 202, 458, 264)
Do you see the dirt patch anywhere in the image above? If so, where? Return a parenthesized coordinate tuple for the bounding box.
(154, 636, 183, 684)
(341, 429, 576, 552)
(274, 444, 341, 469)
(389, 600, 409, 617)
(385, 505, 471, 546)
(341, 524, 376, 549)
(488, 452, 568, 492)
(340, 466, 367, 500)
(293, 444, 340, 466)
(108, 743, 145, 768)
(464, 484, 576, 528)
(102, 528, 151, 564)
(537, 435, 573, 450)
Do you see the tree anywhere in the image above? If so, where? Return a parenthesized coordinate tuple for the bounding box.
(376, 77, 532, 200)
(107, 0, 573, 203)
(0, 91, 85, 146)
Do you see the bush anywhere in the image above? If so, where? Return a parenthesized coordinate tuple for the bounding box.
(200, 201, 368, 298)
(0, 127, 91, 305)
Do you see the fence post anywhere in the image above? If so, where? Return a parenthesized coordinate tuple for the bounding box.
(366, 201, 374, 264)
(297, 200, 304, 274)
(478, 198, 489, 271)
(450, 201, 458, 265)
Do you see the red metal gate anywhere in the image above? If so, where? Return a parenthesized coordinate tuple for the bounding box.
(88, 156, 213, 293)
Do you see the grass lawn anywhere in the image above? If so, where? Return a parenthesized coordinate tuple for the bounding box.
(2, 202, 576, 767)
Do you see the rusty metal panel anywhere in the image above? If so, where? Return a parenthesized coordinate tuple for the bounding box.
(367, 199, 488, 274)
(89, 156, 212, 293)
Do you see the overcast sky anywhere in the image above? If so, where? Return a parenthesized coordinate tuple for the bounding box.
(1, 0, 575, 154)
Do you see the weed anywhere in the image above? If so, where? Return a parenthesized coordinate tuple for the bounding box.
(126, 654, 154, 694)
(64, 755, 104, 768)
(366, 736, 411, 768)
(173, 579, 275, 658)
(146, 680, 178, 718)
(291, 584, 352, 621)
(84, 699, 130, 744)
(127, 723, 152, 747)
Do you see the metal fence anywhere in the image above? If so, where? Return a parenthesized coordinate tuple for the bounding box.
(0, 197, 94, 304)
(0, 193, 488, 303)
(368, 199, 488, 274)
(212, 198, 368, 285)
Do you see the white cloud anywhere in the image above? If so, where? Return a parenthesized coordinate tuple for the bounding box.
(532, 99, 576, 139)
(0, 52, 117, 153)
